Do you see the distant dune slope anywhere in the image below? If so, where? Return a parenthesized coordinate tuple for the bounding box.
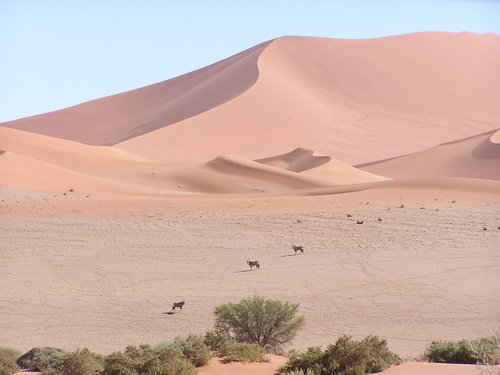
(0, 127, 385, 195)
(1, 41, 272, 145)
(2, 33, 499, 166)
(358, 129, 500, 180)
(118, 32, 500, 164)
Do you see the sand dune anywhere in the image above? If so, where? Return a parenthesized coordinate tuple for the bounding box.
(0, 126, 389, 195)
(257, 147, 387, 185)
(117, 32, 500, 164)
(257, 147, 332, 172)
(0, 127, 161, 194)
(1, 41, 272, 145)
(358, 128, 500, 180)
(2, 33, 499, 165)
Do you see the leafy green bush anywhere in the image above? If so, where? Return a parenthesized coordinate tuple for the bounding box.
(214, 295, 305, 347)
(424, 334, 500, 365)
(0, 347, 20, 375)
(16, 347, 67, 372)
(58, 348, 104, 375)
(172, 335, 211, 367)
(278, 335, 401, 375)
(102, 344, 195, 375)
(222, 343, 269, 363)
(204, 330, 234, 353)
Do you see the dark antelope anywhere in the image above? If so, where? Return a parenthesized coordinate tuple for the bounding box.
(172, 301, 185, 311)
(292, 245, 304, 254)
(247, 260, 260, 270)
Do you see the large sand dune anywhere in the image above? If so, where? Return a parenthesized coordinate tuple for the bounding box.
(2, 32, 499, 165)
(0, 41, 272, 145)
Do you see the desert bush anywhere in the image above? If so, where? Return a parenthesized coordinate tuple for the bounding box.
(204, 330, 234, 353)
(17, 347, 67, 372)
(214, 295, 305, 347)
(58, 348, 104, 375)
(222, 343, 269, 363)
(103, 344, 195, 375)
(278, 335, 401, 375)
(172, 335, 211, 367)
(424, 334, 500, 365)
(0, 347, 20, 375)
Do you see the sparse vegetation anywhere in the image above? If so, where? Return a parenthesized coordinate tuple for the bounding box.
(0, 347, 20, 375)
(424, 334, 500, 365)
(278, 335, 401, 375)
(222, 343, 269, 363)
(214, 295, 305, 348)
(204, 330, 235, 353)
(170, 334, 212, 367)
(103, 344, 195, 375)
(17, 347, 67, 372)
(57, 348, 104, 375)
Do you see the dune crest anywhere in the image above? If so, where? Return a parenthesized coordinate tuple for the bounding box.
(1, 40, 272, 145)
(2, 33, 498, 166)
(118, 32, 500, 164)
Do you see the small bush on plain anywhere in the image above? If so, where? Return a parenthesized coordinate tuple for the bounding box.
(278, 335, 401, 375)
(0, 347, 20, 375)
(214, 295, 305, 348)
(222, 343, 269, 363)
(424, 334, 500, 365)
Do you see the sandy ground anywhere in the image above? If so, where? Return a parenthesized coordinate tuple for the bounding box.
(2, 192, 499, 361)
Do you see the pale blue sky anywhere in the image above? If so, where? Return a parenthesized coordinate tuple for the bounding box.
(1, 0, 499, 123)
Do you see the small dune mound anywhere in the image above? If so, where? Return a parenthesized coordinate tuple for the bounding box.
(257, 148, 387, 185)
(256, 147, 331, 172)
(359, 128, 500, 180)
(176, 154, 329, 193)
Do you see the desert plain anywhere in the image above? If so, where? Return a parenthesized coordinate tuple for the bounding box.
(1, 32, 499, 374)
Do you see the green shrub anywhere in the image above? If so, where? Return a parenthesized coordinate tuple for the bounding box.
(214, 295, 305, 347)
(222, 343, 269, 363)
(278, 335, 401, 375)
(424, 334, 500, 365)
(279, 347, 324, 375)
(16, 347, 67, 372)
(0, 347, 20, 375)
(58, 348, 104, 375)
(155, 335, 211, 367)
(204, 330, 234, 353)
(103, 344, 195, 375)
(172, 335, 211, 367)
